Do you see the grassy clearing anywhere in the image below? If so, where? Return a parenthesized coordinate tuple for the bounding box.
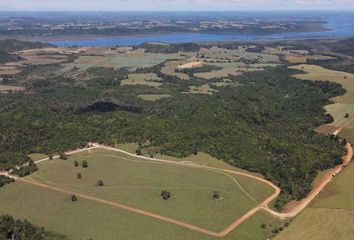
(26, 149, 273, 232)
(276, 162, 354, 240)
(284, 54, 334, 64)
(121, 73, 162, 88)
(0, 85, 25, 92)
(0, 146, 277, 240)
(0, 65, 22, 75)
(28, 153, 49, 161)
(275, 208, 354, 240)
(186, 84, 217, 95)
(194, 67, 243, 79)
(0, 180, 277, 240)
(138, 94, 170, 101)
(290, 64, 354, 139)
(102, 53, 180, 71)
(161, 60, 190, 80)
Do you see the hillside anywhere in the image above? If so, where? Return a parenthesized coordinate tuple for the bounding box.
(0, 39, 54, 52)
(0, 50, 22, 63)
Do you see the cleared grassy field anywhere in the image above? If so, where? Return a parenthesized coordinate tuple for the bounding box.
(0, 148, 277, 239)
(186, 84, 217, 95)
(0, 180, 278, 240)
(0, 85, 25, 92)
(138, 94, 170, 101)
(102, 53, 180, 71)
(28, 153, 49, 161)
(275, 162, 354, 240)
(160, 60, 190, 80)
(27, 149, 274, 232)
(121, 73, 162, 88)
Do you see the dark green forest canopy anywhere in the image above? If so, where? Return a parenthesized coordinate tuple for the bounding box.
(0, 215, 68, 240)
(0, 63, 346, 207)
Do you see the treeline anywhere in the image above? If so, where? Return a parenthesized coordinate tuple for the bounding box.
(138, 42, 200, 53)
(175, 65, 222, 76)
(0, 215, 69, 240)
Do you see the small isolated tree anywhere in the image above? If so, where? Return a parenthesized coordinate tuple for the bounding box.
(82, 160, 88, 168)
(261, 223, 266, 229)
(97, 180, 104, 187)
(161, 190, 171, 200)
(49, 154, 53, 160)
(345, 113, 349, 118)
(212, 191, 220, 199)
(59, 152, 67, 160)
(71, 195, 77, 202)
(77, 173, 82, 179)
(74, 161, 79, 167)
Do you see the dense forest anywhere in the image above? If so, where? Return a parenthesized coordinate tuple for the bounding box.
(0, 215, 68, 240)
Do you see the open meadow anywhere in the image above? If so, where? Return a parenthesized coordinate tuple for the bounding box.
(0, 148, 280, 240)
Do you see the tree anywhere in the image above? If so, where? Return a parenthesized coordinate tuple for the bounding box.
(97, 180, 104, 186)
(59, 152, 67, 160)
(261, 223, 266, 229)
(71, 195, 77, 202)
(213, 191, 221, 199)
(49, 154, 53, 160)
(161, 190, 171, 200)
(345, 113, 349, 118)
(77, 173, 82, 179)
(74, 161, 79, 167)
(82, 160, 88, 168)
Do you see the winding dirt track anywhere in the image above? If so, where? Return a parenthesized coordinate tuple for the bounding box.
(1, 141, 352, 237)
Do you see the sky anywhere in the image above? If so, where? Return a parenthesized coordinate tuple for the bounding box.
(0, 0, 353, 11)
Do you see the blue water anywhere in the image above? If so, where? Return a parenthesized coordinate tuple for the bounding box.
(50, 12, 354, 47)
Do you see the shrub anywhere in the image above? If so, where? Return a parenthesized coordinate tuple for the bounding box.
(59, 152, 67, 160)
(71, 195, 77, 202)
(97, 180, 104, 186)
(82, 160, 88, 168)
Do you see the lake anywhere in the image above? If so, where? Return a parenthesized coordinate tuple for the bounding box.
(50, 12, 354, 47)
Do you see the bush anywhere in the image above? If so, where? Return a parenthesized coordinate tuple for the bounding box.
(71, 195, 77, 202)
(59, 153, 67, 160)
(74, 161, 79, 167)
(82, 160, 88, 168)
(97, 180, 104, 186)
(77, 173, 82, 179)
(212, 191, 221, 199)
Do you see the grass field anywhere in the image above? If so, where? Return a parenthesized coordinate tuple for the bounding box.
(121, 73, 163, 88)
(290, 64, 354, 140)
(0, 148, 278, 240)
(0, 85, 25, 92)
(275, 162, 354, 240)
(160, 60, 190, 80)
(0, 180, 278, 240)
(138, 94, 170, 101)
